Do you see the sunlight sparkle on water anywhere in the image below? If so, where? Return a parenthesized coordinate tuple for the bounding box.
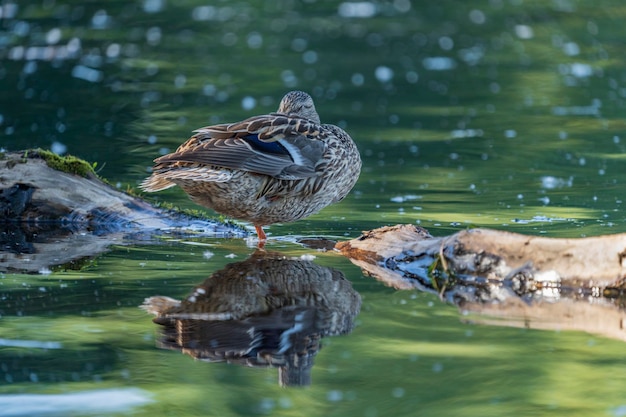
(0, 3, 18, 19)
(0, 339, 62, 349)
(51, 141, 67, 155)
(391, 387, 405, 398)
(338, 2, 377, 18)
(562, 42, 580, 56)
(422, 57, 456, 71)
(71, 65, 103, 83)
(391, 195, 421, 203)
(191, 6, 216, 21)
(146, 27, 162, 45)
(0, 389, 154, 417)
(281, 70, 298, 87)
(327, 389, 343, 402)
(45, 28, 62, 44)
(247, 32, 263, 49)
(241, 96, 256, 110)
(91, 10, 112, 29)
(450, 129, 483, 138)
(612, 405, 626, 417)
(143, 0, 165, 13)
(541, 176, 573, 189)
(374, 66, 393, 83)
(514, 24, 534, 39)
(512, 215, 569, 224)
(469, 9, 486, 24)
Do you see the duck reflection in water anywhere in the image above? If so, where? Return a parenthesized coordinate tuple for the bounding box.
(142, 250, 361, 387)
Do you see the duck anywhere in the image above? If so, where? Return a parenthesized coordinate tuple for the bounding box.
(140, 90, 361, 243)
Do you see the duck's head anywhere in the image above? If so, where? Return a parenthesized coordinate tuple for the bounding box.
(277, 91, 321, 124)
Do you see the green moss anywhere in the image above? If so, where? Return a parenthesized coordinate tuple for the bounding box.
(153, 200, 216, 221)
(31, 148, 96, 178)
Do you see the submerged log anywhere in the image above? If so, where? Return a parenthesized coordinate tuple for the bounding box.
(0, 150, 244, 272)
(336, 224, 626, 342)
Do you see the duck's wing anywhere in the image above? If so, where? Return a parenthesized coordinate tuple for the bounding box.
(154, 114, 327, 180)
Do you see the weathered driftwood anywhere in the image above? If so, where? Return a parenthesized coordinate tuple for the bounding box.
(336, 224, 626, 342)
(0, 150, 243, 272)
(336, 224, 626, 286)
(142, 250, 361, 387)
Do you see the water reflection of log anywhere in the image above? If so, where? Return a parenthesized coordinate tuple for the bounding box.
(142, 250, 361, 387)
(337, 224, 626, 342)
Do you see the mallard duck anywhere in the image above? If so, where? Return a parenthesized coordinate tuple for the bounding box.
(140, 91, 361, 242)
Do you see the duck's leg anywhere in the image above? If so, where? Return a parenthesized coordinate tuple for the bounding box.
(255, 225, 267, 243)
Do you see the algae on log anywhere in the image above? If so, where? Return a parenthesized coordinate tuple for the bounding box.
(336, 224, 626, 342)
(0, 150, 244, 272)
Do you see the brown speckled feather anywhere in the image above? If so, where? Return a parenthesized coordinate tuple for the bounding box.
(152, 115, 326, 180)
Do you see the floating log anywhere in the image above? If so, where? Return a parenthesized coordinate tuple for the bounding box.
(336, 224, 626, 342)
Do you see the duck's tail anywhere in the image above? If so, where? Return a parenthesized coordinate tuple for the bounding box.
(139, 174, 177, 192)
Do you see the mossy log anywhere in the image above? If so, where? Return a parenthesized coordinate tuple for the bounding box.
(336, 224, 626, 342)
(0, 150, 244, 272)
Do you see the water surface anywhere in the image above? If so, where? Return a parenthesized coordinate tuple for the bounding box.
(1, 1, 626, 416)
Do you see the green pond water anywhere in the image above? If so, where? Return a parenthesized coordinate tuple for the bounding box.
(2, 1, 626, 416)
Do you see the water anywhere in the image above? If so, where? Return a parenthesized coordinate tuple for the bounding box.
(2, 1, 626, 416)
